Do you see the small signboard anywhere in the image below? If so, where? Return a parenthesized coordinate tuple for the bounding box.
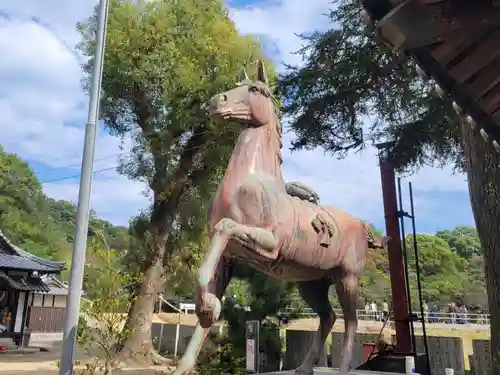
(246, 320, 260, 373)
(246, 339, 255, 371)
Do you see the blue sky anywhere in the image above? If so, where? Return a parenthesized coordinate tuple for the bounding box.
(0, 0, 475, 234)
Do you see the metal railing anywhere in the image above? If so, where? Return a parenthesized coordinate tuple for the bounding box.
(278, 307, 491, 325)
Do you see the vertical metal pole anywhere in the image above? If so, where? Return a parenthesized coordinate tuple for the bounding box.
(158, 321, 164, 353)
(59, 0, 109, 374)
(174, 300, 180, 358)
(376, 146, 412, 354)
(409, 182, 432, 375)
(397, 177, 416, 355)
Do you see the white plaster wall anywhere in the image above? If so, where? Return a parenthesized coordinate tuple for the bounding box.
(53, 296, 66, 308)
(14, 292, 25, 333)
(32, 294, 44, 307)
(30, 332, 63, 343)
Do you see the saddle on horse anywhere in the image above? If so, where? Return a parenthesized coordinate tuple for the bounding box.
(285, 181, 320, 204)
(286, 181, 387, 250)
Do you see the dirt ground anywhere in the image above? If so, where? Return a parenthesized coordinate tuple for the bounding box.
(0, 343, 170, 375)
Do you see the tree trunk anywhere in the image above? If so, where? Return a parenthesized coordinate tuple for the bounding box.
(116, 125, 210, 364)
(119, 238, 170, 364)
(118, 197, 181, 364)
(460, 120, 500, 374)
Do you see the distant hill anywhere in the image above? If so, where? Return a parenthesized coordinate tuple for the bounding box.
(0, 146, 130, 276)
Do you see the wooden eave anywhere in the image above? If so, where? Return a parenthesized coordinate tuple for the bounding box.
(361, 0, 500, 153)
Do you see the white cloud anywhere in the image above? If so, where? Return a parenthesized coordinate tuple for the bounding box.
(0, 0, 472, 232)
(229, 0, 332, 67)
(0, 1, 148, 225)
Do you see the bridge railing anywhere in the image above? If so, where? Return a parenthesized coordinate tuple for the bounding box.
(277, 307, 491, 325)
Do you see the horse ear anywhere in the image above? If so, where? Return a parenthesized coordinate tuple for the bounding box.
(256, 60, 268, 85)
(237, 67, 249, 83)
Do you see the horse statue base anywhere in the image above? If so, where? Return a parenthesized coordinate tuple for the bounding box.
(258, 368, 400, 375)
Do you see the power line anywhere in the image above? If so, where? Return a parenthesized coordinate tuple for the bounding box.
(40, 166, 118, 184)
(39, 140, 217, 184)
(0, 11, 83, 63)
(44, 152, 129, 172)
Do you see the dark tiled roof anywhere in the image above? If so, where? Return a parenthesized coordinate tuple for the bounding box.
(0, 253, 62, 272)
(0, 272, 50, 292)
(37, 275, 69, 296)
(0, 231, 65, 272)
(41, 284, 68, 296)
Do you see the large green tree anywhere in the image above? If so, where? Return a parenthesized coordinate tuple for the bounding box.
(436, 226, 481, 259)
(0, 146, 69, 260)
(277, 0, 499, 369)
(405, 234, 467, 306)
(435, 226, 487, 307)
(77, 0, 272, 362)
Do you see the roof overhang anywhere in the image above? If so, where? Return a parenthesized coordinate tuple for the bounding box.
(0, 272, 50, 292)
(360, 0, 500, 151)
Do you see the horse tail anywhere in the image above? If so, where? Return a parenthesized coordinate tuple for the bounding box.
(361, 221, 391, 250)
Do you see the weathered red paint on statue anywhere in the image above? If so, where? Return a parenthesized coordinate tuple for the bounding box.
(171, 61, 388, 375)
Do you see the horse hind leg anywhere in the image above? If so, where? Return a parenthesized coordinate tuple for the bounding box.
(335, 274, 360, 375)
(171, 258, 233, 375)
(295, 279, 336, 375)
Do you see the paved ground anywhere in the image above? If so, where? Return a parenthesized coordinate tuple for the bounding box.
(0, 342, 84, 373)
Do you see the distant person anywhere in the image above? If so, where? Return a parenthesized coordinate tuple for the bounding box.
(423, 302, 429, 323)
(382, 301, 389, 321)
(365, 303, 370, 320)
(461, 305, 468, 324)
(449, 302, 457, 324)
(371, 301, 378, 320)
(430, 304, 438, 323)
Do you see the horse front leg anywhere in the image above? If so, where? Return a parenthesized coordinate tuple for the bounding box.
(171, 257, 233, 375)
(171, 218, 276, 374)
(198, 217, 278, 290)
(197, 217, 276, 325)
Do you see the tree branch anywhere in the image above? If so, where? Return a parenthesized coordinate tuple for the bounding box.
(150, 127, 210, 242)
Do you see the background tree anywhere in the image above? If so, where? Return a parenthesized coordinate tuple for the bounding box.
(405, 234, 467, 307)
(76, 0, 273, 362)
(436, 226, 481, 259)
(277, 2, 499, 367)
(0, 146, 71, 260)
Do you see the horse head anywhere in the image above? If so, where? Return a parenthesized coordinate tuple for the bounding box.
(208, 60, 280, 133)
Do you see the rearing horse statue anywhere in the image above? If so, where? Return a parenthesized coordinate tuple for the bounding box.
(171, 60, 387, 375)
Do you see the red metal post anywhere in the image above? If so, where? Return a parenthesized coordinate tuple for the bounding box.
(378, 155, 412, 354)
